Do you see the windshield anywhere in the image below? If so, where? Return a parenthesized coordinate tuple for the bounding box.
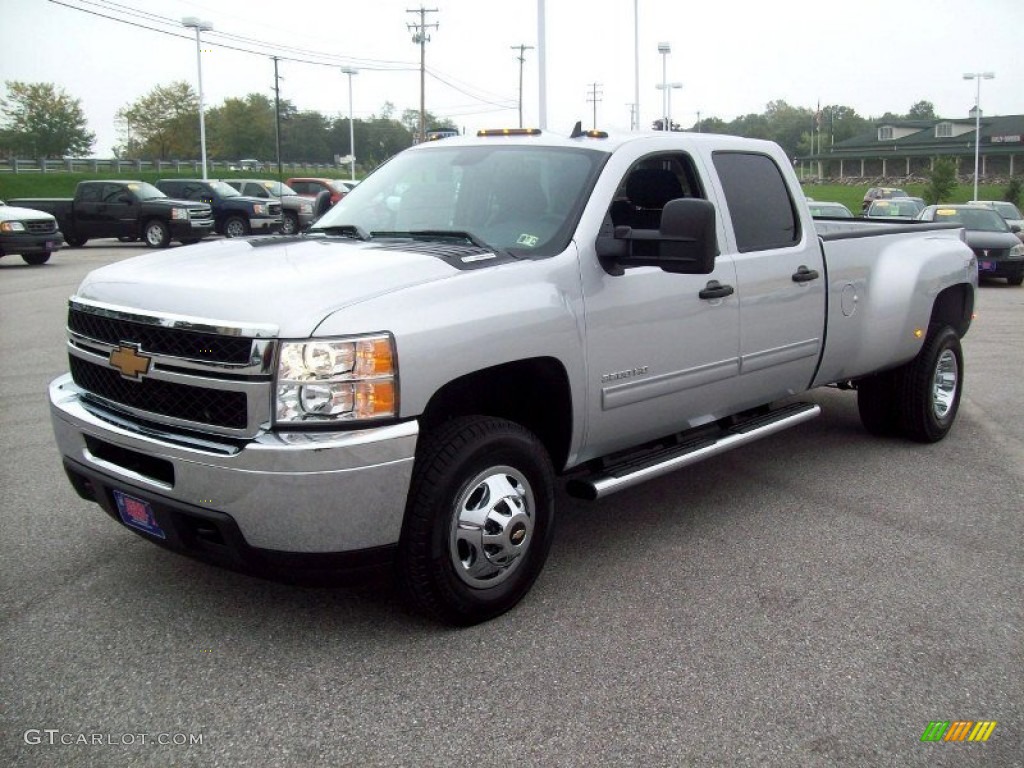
(991, 202, 1022, 220)
(934, 208, 1010, 232)
(270, 182, 296, 196)
(207, 181, 241, 197)
(128, 182, 166, 201)
(311, 144, 607, 256)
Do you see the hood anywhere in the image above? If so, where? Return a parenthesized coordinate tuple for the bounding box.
(0, 204, 56, 222)
(75, 236, 460, 337)
(965, 230, 1021, 250)
(147, 197, 209, 211)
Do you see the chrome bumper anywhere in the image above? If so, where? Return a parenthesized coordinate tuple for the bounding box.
(49, 374, 417, 553)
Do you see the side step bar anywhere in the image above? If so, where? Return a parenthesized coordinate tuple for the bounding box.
(566, 402, 820, 501)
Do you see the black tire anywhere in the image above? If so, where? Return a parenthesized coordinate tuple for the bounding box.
(1008, 275, 1023, 287)
(65, 235, 87, 248)
(117, 235, 137, 243)
(397, 416, 555, 626)
(280, 211, 299, 236)
(21, 252, 51, 265)
(143, 219, 170, 248)
(223, 216, 249, 238)
(179, 239, 200, 246)
(856, 370, 899, 436)
(894, 324, 963, 443)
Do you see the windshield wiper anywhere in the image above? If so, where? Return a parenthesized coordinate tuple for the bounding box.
(309, 224, 371, 241)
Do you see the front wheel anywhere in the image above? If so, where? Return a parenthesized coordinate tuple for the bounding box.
(896, 324, 963, 443)
(143, 219, 170, 248)
(398, 416, 555, 625)
(223, 216, 249, 238)
(1008, 275, 1023, 287)
(21, 252, 51, 265)
(280, 212, 299, 236)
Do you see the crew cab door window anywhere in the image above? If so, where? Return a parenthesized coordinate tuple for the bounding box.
(712, 151, 799, 252)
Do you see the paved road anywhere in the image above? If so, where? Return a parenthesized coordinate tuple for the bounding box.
(2, 243, 1021, 767)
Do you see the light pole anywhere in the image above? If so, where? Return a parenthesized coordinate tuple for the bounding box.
(655, 82, 682, 131)
(657, 42, 671, 131)
(182, 16, 213, 179)
(963, 71, 994, 201)
(341, 67, 358, 182)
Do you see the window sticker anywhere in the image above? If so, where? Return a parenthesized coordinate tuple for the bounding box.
(516, 234, 539, 247)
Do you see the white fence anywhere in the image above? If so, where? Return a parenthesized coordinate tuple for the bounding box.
(0, 158, 343, 174)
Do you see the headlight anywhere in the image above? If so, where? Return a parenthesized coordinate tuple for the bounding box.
(170, 207, 189, 221)
(0, 221, 26, 233)
(1010, 243, 1024, 258)
(275, 334, 397, 423)
(253, 203, 268, 215)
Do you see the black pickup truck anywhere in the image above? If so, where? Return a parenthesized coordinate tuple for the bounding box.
(10, 180, 214, 248)
(155, 179, 282, 237)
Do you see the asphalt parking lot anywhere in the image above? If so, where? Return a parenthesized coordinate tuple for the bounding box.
(2, 242, 1021, 768)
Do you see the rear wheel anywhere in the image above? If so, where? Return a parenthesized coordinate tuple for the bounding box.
(895, 325, 963, 443)
(143, 219, 170, 248)
(397, 416, 555, 625)
(1008, 275, 1023, 287)
(21, 252, 51, 265)
(65, 235, 88, 248)
(857, 370, 898, 436)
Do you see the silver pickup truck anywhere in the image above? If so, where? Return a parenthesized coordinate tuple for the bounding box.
(49, 128, 976, 625)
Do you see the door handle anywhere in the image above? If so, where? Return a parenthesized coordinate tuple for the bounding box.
(792, 265, 819, 282)
(698, 280, 735, 300)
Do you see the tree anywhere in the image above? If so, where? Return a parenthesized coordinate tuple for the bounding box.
(1004, 177, 1022, 207)
(206, 93, 279, 161)
(907, 100, 936, 119)
(115, 82, 199, 160)
(281, 110, 332, 163)
(0, 81, 94, 157)
(923, 158, 957, 204)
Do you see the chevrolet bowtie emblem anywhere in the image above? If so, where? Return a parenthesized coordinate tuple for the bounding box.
(109, 344, 151, 379)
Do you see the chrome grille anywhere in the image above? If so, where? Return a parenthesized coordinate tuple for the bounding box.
(26, 219, 57, 235)
(68, 307, 255, 364)
(66, 299, 278, 436)
(70, 356, 248, 430)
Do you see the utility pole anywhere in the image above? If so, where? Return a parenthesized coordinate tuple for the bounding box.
(272, 56, 282, 180)
(586, 83, 603, 130)
(407, 6, 439, 143)
(510, 44, 534, 128)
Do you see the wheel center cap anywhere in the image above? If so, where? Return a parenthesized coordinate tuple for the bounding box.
(509, 521, 527, 545)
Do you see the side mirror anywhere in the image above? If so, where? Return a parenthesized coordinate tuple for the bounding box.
(596, 198, 718, 275)
(1011, 224, 1021, 234)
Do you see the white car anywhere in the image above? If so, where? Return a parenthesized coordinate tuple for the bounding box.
(0, 200, 64, 265)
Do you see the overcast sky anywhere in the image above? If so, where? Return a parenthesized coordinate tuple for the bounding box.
(2, 0, 1022, 158)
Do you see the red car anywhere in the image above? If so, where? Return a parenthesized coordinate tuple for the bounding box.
(285, 178, 352, 205)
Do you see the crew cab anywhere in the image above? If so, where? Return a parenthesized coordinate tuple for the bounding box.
(10, 181, 214, 249)
(0, 200, 64, 265)
(48, 128, 975, 625)
(222, 179, 314, 235)
(155, 179, 282, 238)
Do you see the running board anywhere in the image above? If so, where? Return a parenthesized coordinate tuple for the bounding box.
(566, 402, 821, 501)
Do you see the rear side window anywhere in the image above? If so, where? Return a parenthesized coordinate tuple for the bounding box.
(78, 184, 102, 203)
(713, 151, 799, 252)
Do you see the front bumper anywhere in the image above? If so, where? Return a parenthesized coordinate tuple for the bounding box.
(168, 219, 215, 239)
(250, 215, 283, 232)
(49, 374, 417, 561)
(0, 231, 64, 256)
(978, 256, 1023, 280)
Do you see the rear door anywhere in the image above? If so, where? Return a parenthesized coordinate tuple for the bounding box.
(710, 150, 826, 400)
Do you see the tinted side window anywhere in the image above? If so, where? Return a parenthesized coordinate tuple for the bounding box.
(713, 151, 799, 252)
(78, 184, 102, 203)
(102, 183, 126, 202)
(160, 182, 182, 198)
